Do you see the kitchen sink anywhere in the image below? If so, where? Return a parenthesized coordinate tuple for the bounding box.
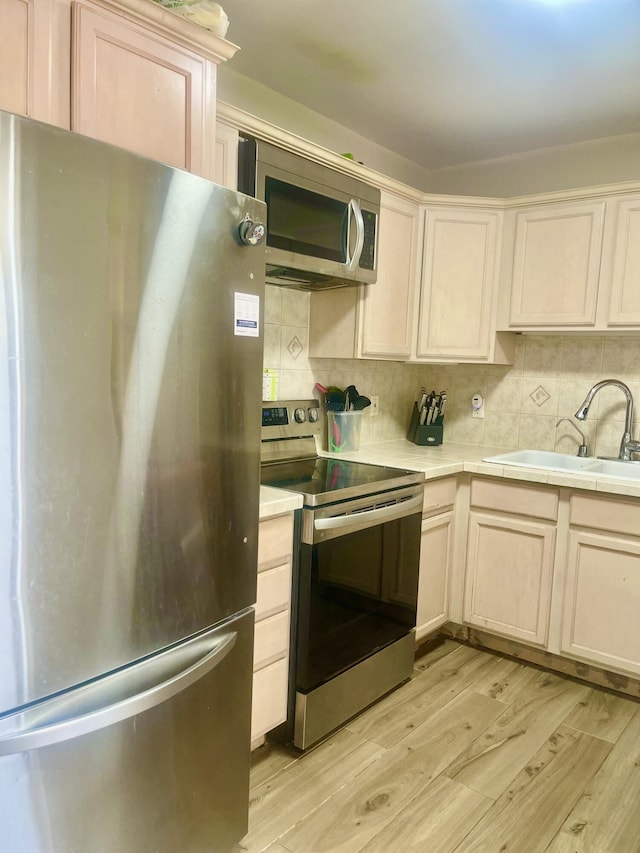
(483, 450, 601, 472)
(584, 458, 640, 479)
(483, 450, 640, 481)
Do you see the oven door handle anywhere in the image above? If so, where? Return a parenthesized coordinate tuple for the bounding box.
(314, 493, 423, 535)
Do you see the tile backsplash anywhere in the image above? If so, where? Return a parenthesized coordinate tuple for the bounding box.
(263, 286, 640, 457)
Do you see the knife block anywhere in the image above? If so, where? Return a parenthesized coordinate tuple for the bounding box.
(407, 402, 443, 446)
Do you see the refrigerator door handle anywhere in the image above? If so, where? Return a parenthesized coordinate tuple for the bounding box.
(0, 631, 237, 756)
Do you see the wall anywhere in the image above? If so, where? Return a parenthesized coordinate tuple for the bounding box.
(264, 287, 640, 458)
(425, 132, 640, 198)
(219, 68, 640, 199)
(217, 68, 433, 190)
(263, 285, 427, 446)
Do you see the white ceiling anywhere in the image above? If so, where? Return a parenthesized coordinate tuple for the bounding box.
(220, 0, 640, 171)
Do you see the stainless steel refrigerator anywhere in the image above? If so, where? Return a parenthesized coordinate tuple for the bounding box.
(0, 110, 266, 852)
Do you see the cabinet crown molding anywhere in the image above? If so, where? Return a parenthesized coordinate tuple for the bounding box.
(217, 103, 640, 210)
(217, 102, 505, 209)
(81, 0, 239, 63)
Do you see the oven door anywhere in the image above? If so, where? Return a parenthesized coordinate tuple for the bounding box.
(296, 487, 423, 693)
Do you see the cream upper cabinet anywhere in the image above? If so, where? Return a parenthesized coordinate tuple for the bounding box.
(214, 119, 238, 189)
(309, 188, 421, 361)
(415, 207, 504, 361)
(310, 198, 515, 364)
(0, 0, 236, 178)
(503, 200, 605, 328)
(601, 195, 640, 327)
(358, 190, 421, 359)
(72, 0, 221, 178)
(463, 478, 558, 646)
(0, 0, 70, 126)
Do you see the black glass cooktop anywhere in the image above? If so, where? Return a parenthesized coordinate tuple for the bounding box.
(260, 456, 423, 507)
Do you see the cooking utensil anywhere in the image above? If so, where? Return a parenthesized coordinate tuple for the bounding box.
(353, 395, 371, 410)
(325, 390, 346, 411)
(344, 384, 358, 410)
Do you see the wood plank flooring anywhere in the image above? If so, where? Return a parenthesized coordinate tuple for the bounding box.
(239, 640, 640, 853)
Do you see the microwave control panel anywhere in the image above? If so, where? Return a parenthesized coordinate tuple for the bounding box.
(359, 210, 377, 270)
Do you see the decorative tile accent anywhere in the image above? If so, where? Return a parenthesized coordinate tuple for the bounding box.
(287, 334, 304, 361)
(529, 384, 551, 407)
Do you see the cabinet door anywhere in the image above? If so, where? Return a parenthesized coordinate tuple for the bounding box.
(562, 530, 640, 676)
(252, 512, 293, 744)
(605, 196, 640, 326)
(251, 658, 289, 742)
(358, 191, 420, 359)
(416, 208, 500, 360)
(72, 0, 215, 177)
(508, 201, 604, 327)
(464, 511, 555, 645)
(416, 510, 454, 640)
(0, 0, 69, 126)
(214, 120, 238, 189)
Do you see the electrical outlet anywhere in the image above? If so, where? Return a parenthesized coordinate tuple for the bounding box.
(370, 395, 379, 417)
(471, 393, 485, 419)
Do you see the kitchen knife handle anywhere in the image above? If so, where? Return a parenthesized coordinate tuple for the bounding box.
(0, 630, 237, 756)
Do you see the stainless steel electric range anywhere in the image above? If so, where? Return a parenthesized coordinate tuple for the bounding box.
(261, 399, 424, 750)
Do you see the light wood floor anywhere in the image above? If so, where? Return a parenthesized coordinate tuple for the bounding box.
(239, 640, 640, 853)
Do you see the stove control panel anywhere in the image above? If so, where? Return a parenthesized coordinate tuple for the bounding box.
(261, 399, 321, 440)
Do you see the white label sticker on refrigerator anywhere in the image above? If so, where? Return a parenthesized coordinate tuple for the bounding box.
(234, 292, 259, 337)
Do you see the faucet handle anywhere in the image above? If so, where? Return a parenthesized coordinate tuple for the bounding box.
(623, 438, 640, 459)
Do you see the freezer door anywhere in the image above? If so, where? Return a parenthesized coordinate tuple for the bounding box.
(0, 610, 254, 853)
(0, 111, 265, 713)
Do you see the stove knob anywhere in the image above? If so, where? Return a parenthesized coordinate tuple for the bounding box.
(308, 408, 319, 423)
(294, 407, 306, 423)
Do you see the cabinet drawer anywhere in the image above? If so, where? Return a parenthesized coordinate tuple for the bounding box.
(255, 563, 291, 621)
(254, 610, 289, 671)
(251, 658, 288, 740)
(570, 493, 640, 537)
(423, 477, 456, 516)
(258, 513, 294, 571)
(470, 478, 558, 521)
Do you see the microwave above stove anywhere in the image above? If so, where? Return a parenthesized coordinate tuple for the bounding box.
(238, 136, 379, 290)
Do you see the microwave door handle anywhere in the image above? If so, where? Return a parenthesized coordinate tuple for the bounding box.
(346, 199, 365, 272)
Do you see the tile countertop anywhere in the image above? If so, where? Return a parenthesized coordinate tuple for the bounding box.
(259, 485, 303, 520)
(319, 440, 640, 499)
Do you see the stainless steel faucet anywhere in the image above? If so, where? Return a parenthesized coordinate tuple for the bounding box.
(555, 418, 589, 456)
(574, 379, 640, 461)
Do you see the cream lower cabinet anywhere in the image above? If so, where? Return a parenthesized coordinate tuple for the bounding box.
(463, 478, 558, 646)
(252, 512, 293, 746)
(416, 477, 456, 640)
(561, 493, 640, 677)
